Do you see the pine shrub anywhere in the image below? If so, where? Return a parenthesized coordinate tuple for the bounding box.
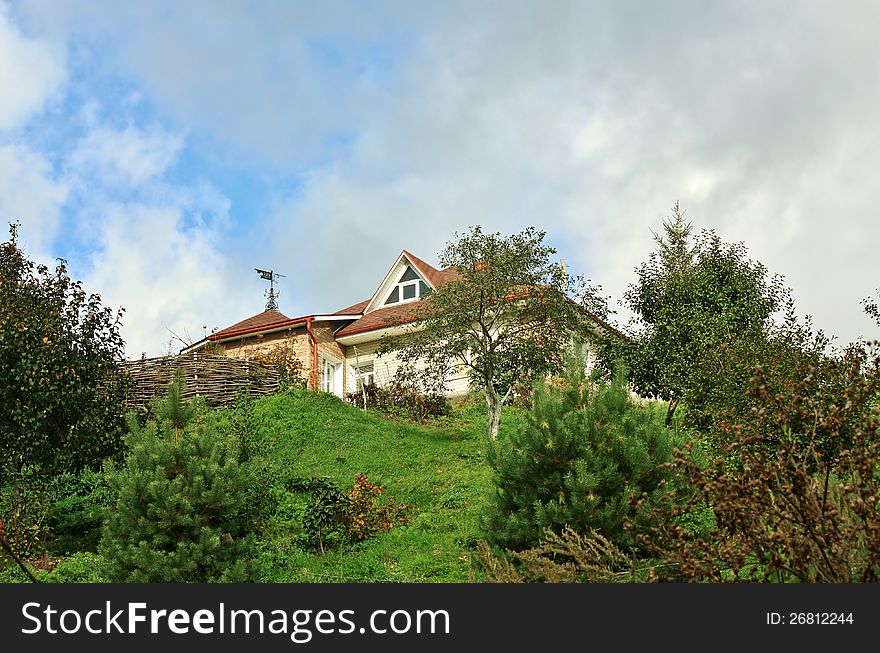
(482, 363, 688, 553)
(100, 375, 256, 582)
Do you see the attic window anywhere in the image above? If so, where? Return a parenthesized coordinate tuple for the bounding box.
(384, 265, 432, 306)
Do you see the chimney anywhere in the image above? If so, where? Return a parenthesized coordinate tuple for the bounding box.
(560, 258, 568, 279)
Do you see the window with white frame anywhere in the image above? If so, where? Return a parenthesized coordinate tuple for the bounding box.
(384, 266, 432, 306)
(354, 362, 375, 392)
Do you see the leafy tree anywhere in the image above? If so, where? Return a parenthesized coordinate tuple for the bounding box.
(598, 203, 787, 427)
(481, 357, 688, 553)
(0, 223, 128, 477)
(381, 226, 608, 440)
(100, 375, 255, 582)
(863, 289, 880, 328)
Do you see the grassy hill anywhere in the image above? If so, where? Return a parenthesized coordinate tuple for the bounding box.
(0, 388, 525, 583)
(245, 389, 525, 583)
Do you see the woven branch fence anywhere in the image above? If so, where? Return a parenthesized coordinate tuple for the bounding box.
(121, 353, 281, 408)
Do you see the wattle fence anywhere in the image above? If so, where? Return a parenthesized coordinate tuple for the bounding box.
(120, 353, 281, 408)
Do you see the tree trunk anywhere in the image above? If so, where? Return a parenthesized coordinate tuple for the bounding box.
(665, 397, 679, 427)
(485, 385, 502, 440)
(0, 532, 38, 583)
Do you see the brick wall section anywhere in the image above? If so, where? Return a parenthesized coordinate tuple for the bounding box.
(210, 321, 357, 395)
(313, 322, 348, 391)
(219, 327, 311, 372)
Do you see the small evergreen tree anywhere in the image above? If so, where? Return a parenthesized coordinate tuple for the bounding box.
(482, 359, 687, 553)
(100, 374, 255, 582)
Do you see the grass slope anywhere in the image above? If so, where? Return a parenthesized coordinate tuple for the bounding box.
(249, 389, 525, 583)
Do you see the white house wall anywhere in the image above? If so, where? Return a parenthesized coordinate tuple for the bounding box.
(344, 339, 470, 397)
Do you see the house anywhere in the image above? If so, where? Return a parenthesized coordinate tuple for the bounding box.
(181, 250, 469, 398)
(181, 249, 612, 399)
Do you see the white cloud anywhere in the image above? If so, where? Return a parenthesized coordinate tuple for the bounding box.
(80, 197, 257, 358)
(269, 1, 880, 345)
(59, 119, 250, 357)
(0, 2, 64, 131)
(0, 144, 68, 257)
(69, 125, 184, 187)
(11, 1, 880, 348)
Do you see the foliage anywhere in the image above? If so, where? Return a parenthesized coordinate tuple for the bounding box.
(242, 341, 308, 388)
(222, 391, 277, 533)
(381, 225, 608, 440)
(597, 203, 787, 427)
(39, 552, 108, 583)
(0, 471, 52, 564)
(344, 473, 410, 542)
(46, 468, 114, 554)
(100, 376, 256, 582)
(482, 358, 689, 553)
(245, 388, 509, 581)
(0, 223, 129, 477)
(476, 527, 636, 583)
(863, 290, 880, 328)
(645, 342, 880, 582)
(288, 477, 348, 553)
(697, 315, 854, 463)
(289, 474, 409, 553)
(345, 369, 452, 421)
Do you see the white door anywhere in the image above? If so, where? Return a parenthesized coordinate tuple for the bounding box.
(321, 356, 343, 396)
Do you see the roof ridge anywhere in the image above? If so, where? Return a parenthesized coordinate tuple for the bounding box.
(210, 308, 291, 339)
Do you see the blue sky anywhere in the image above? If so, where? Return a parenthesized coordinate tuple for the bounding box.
(2, 0, 879, 356)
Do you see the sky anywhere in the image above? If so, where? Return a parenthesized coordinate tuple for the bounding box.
(2, 0, 878, 357)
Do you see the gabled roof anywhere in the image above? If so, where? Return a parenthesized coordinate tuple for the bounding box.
(335, 301, 424, 338)
(210, 309, 292, 340)
(338, 249, 462, 335)
(363, 250, 460, 314)
(190, 250, 460, 350)
(402, 250, 447, 289)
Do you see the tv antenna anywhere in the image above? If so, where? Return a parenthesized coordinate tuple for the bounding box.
(255, 268, 285, 310)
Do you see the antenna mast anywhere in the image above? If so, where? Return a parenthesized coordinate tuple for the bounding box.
(255, 268, 285, 310)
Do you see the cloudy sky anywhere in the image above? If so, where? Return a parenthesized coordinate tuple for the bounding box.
(2, 0, 878, 357)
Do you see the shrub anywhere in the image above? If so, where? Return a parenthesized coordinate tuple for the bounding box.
(343, 474, 410, 543)
(289, 474, 409, 553)
(100, 375, 256, 582)
(645, 342, 880, 582)
(0, 471, 52, 564)
(40, 552, 108, 583)
(241, 342, 307, 389)
(482, 362, 690, 553)
(346, 376, 451, 421)
(476, 527, 635, 583)
(46, 468, 114, 554)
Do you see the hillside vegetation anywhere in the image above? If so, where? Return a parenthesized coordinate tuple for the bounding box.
(248, 389, 523, 582)
(1, 389, 524, 583)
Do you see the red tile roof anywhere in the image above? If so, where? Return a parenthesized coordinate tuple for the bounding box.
(436, 266, 461, 285)
(209, 309, 292, 340)
(208, 252, 462, 343)
(402, 250, 445, 288)
(401, 250, 461, 289)
(332, 299, 369, 315)
(335, 301, 428, 337)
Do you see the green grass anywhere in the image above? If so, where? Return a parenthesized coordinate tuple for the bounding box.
(245, 388, 525, 583)
(0, 388, 526, 583)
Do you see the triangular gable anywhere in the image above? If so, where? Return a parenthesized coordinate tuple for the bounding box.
(363, 251, 440, 314)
